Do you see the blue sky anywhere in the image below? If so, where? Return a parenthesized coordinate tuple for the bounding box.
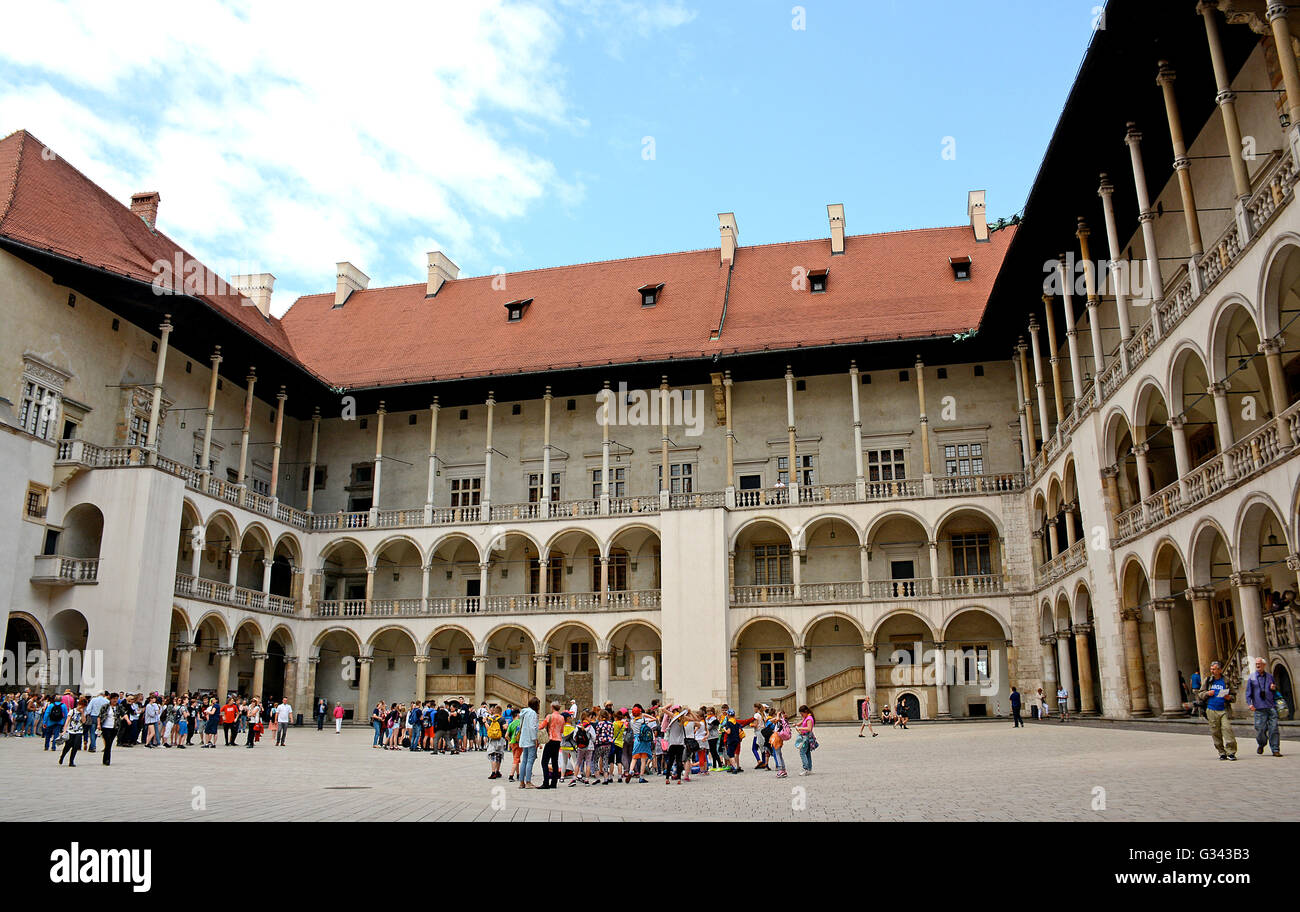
(0, 0, 1103, 313)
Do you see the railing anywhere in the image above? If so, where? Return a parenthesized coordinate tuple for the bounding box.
(314, 589, 661, 618)
(729, 576, 1006, 606)
(548, 498, 600, 518)
(1037, 539, 1086, 586)
(666, 490, 725, 509)
(867, 578, 932, 599)
(1265, 607, 1298, 650)
(308, 511, 371, 531)
(935, 574, 1006, 596)
(735, 487, 790, 508)
(933, 473, 1024, 496)
(377, 508, 427, 527)
(611, 494, 662, 514)
(798, 483, 858, 504)
(175, 573, 297, 614)
(31, 554, 100, 583)
(489, 501, 541, 522)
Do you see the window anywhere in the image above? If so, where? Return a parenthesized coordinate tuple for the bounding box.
(753, 543, 792, 586)
(937, 367, 948, 380)
(504, 298, 532, 321)
(528, 558, 563, 594)
(961, 645, 991, 683)
(408, 414, 417, 425)
(301, 466, 328, 491)
(24, 483, 47, 520)
(359, 417, 368, 430)
(951, 532, 992, 576)
(808, 268, 828, 293)
(758, 651, 787, 689)
(867, 449, 906, 482)
(248, 476, 270, 496)
(777, 455, 814, 486)
(973, 364, 984, 377)
(18, 378, 59, 440)
(657, 462, 693, 493)
(592, 467, 625, 498)
(949, 256, 971, 280)
(511, 403, 521, 416)
(528, 472, 561, 502)
(450, 477, 482, 507)
(943, 443, 984, 476)
(638, 283, 664, 307)
(127, 412, 150, 447)
(569, 641, 590, 673)
(593, 549, 629, 591)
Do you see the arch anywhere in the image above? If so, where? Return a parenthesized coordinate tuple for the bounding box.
(1039, 600, 1056, 638)
(934, 502, 1006, 540)
(203, 509, 240, 541)
(271, 531, 303, 565)
(1072, 579, 1093, 626)
(1130, 375, 1170, 428)
(869, 607, 938, 643)
(1101, 405, 1134, 466)
(421, 623, 478, 654)
(484, 527, 545, 559)
(428, 531, 483, 560)
(168, 604, 193, 638)
(1207, 293, 1263, 382)
(59, 503, 104, 559)
(483, 622, 540, 654)
(192, 610, 232, 648)
(365, 624, 419, 650)
(1188, 516, 1236, 587)
(318, 536, 370, 567)
(1167, 339, 1212, 406)
(311, 626, 363, 651)
(1256, 233, 1300, 337)
(731, 615, 799, 649)
(862, 508, 934, 545)
(1054, 591, 1072, 630)
(231, 617, 266, 652)
(1234, 494, 1292, 574)
(543, 526, 602, 556)
(605, 617, 663, 644)
(603, 522, 660, 558)
(239, 521, 274, 554)
(540, 617, 601, 651)
(728, 515, 796, 552)
(796, 513, 864, 550)
(4, 610, 48, 653)
(264, 623, 295, 652)
(939, 605, 1011, 641)
(799, 610, 867, 647)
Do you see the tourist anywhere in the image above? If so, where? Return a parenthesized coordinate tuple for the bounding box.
(570, 710, 593, 786)
(507, 709, 523, 781)
(83, 691, 106, 753)
(174, 698, 188, 748)
(333, 701, 345, 733)
(795, 704, 816, 775)
(274, 698, 293, 746)
(629, 705, 654, 781)
(203, 697, 219, 747)
(893, 697, 909, 730)
(316, 697, 327, 730)
(245, 698, 262, 747)
(58, 696, 87, 767)
(221, 696, 240, 745)
(41, 695, 65, 751)
(539, 701, 565, 788)
(432, 702, 451, 753)
(370, 700, 386, 748)
(1199, 661, 1238, 761)
(611, 709, 628, 781)
(721, 708, 744, 774)
(485, 705, 507, 778)
(1056, 685, 1069, 723)
(750, 703, 769, 769)
(1245, 657, 1282, 757)
(1036, 687, 1049, 720)
(97, 693, 120, 767)
(858, 696, 878, 738)
(1189, 669, 1204, 718)
(407, 700, 423, 751)
(769, 710, 790, 779)
(559, 712, 576, 780)
(517, 697, 540, 788)
(1010, 686, 1023, 728)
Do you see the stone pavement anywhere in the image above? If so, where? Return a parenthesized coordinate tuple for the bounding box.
(2, 719, 1296, 822)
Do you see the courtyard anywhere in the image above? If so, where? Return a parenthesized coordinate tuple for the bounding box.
(3, 720, 1295, 823)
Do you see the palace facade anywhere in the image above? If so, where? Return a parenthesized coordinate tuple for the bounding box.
(2, 0, 1298, 722)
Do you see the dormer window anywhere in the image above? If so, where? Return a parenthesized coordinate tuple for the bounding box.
(638, 283, 664, 307)
(949, 256, 971, 281)
(808, 269, 828, 293)
(505, 298, 533, 322)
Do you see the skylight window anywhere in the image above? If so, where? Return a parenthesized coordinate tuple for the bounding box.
(949, 256, 971, 281)
(505, 298, 533, 322)
(808, 268, 828, 293)
(638, 283, 664, 307)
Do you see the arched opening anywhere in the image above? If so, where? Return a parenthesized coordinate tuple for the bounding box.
(230, 621, 263, 698)
(799, 517, 863, 599)
(1190, 522, 1240, 669)
(1170, 346, 1220, 468)
(199, 514, 239, 583)
(424, 627, 477, 703)
(269, 535, 300, 599)
(426, 534, 482, 610)
(540, 622, 599, 708)
(482, 624, 541, 708)
(318, 539, 368, 610)
(545, 530, 602, 604)
(1261, 243, 1300, 413)
(944, 608, 1010, 718)
(372, 538, 423, 613)
(4, 614, 45, 689)
(1209, 300, 1267, 441)
(236, 526, 272, 593)
(873, 611, 936, 720)
(314, 629, 362, 719)
(607, 620, 663, 707)
(801, 614, 867, 720)
(1152, 540, 1198, 715)
(732, 520, 794, 604)
(935, 508, 1004, 594)
(165, 608, 190, 693)
(1121, 558, 1160, 713)
(1132, 382, 1177, 497)
(1054, 593, 1079, 713)
(605, 526, 662, 606)
(59, 503, 103, 559)
(46, 609, 88, 693)
(369, 627, 419, 707)
(262, 627, 294, 705)
(735, 619, 795, 713)
(187, 614, 228, 696)
(1073, 584, 1103, 714)
(865, 514, 932, 598)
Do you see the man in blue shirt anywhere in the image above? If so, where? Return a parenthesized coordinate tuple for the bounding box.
(1009, 687, 1023, 728)
(1189, 670, 1203, 717)
(1199, 661, 1237, 761)
(1246, 657, 1282, 757)
(84, 691, 108, 752)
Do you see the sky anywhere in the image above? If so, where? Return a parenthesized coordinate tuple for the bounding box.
(0, 0, 1105, 315)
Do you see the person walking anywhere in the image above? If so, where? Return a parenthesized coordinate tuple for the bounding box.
(42, 696, 65, 751)
(245, 698, 262, 747)
(1056, 686, 1069, 723)
(58, 697, 87, 767)
(84, 691, 107, 753)
(274, 698, 293, 746)
(1246, 657, 1283, 757)
(316, 697, 327, 731)
(1199, 661, 1238, 761)
(539, 701, 565, 789)
(97, 693, 120, 766)
(858, 695, 878, 738)
(794, 704, 816, 775)
(221, 696, 239, 745)
(517, 697, 540, 789)
(1010, 686, 1023, 728)
(333, 701, 345, 733)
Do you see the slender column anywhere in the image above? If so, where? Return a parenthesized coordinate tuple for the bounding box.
(305, 656, 319, 710)
(1097, 175, 1133, 358)
(1267, 1, 1300, 158)
(599, 555, 610, 607)
(474, 655, 488, 705)
(269, 386, 286, 499)
(227, 548, 241, 587)
(793, 647, 808, 709)
(251, 652, 267, 703)
(1121, 607, 1151, 715)
(1199, 2, 1252, 202)
(424, 397, 439, 521)
(729, 649, 740, 709)
(1168, 415, 1192, 496)
(1151, 599, 1183, 716)
(261, 556, 273, 594)
(1073, 625, 1096, 715)
(1047, 522, 1060, 561)
(1055, 631, 1077, 711)
(660, 375, 671, 499)
(1132, 441, 1152, 502)
(1125, 124, 1166, 308)
(927, 540, 940, 588)
(1076, 219, 1107, 379)
(859, 545, 870, 589)
(850, 361, 865, 498)
(1260, 337, 1296, 450)
(414, 656, 429, 703)
(1232, 572, 1268, 663)
(175, 643, 195, 695)
(144, 314, 172, 464)
(1040, 636, 1058, 707)
(1017, 338, 1040, 455)
(237, 367, 256, 486)
(1056, 262, 1085, 403)
(216, 647, 233, 698)
(785, 366, 801, 501)
(1101, 465, 1122, 534)
(479, 561, 490, 610)
(914, 358, 932, 477)
(596, 652, 611, 706)
(305, 406, 321, 512)
(1209, 381, 1237, 481)
(1027, 318, 1052, 440)
(1012, 352, 1033, 466)
(1063, 503, 1078, 548)
(537, 559, 549, 596)
(189, 527, 203, 577)
(723, 371, 735, 490)
(791, 548, 802, 599)
(200, 345, 222, 488)
(863, 646, 877, 712)
(357, 656, 373, 725)
(728, 550, 736, 591)
(1042, 292, 1066, 423)
(1185, 586, 1218, 681)
(420, 563, 430, 612)
(1156, 62, 1205, 265)
(541, 387, 552, 517)
(481, 392, 494, 521)
(600, 380, 611, 510)
(364, 564, 376, 603)
(933, 642, 950, 717)
(369, 401, 387, 518)
(534, 653, 547, 704)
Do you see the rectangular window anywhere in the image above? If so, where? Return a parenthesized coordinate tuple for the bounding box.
(962, 645, 991, 683)
(527, 472, 561, 502)
(592, 467, 625, 498)
(569, 641, 590, 673)
(758, 651, 787, 689)
(951, 532, 993, 576)
(18, 379, 59, 440)
(753, 543, 792, 586)
(528, 558, 563, 594)
(300, 466, 328, 491)
(867, 448, 906, 482)
(944, 443, 984, 477)
(656, 462, 694, 493)
(776, 455, 814, 486)
(127, 412, 150, 447)
(450, 477, 482, 507)
(24, 484, 48, 520)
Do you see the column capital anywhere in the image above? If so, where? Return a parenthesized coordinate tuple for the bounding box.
(1027, 315, 1041, 334)
(1167, 415, 1185, 431)
(1195, 0, 1219, 13)
(1005, 639, 1015, 648)
(863, 644, 877, 655)
(1098, 172, 1114, 197)
(1016, 336, 1028, 354)
(1131, 442, 1149, 457)
(413, 655, 430, 665)
(307, 656, 321, 665)
(1258, 336, 1283, 356)
(933, 641, 946, 651)
(1071, 623, 1092, 635)
(246, 366, 257, 385)
(1124, 121, 1142, 145)
(1184, 585, 1216, 602)
(1155, 59, 1176, 88)
(357, 656, 375, 666)
(1286, 553, 1300, 572)
(1267, 0, 1289, 22)
(1040, 635, 1057, 646)
(1208, 379, 1230, 396)
(175, 642, 197, 654)
(1101, 464, 1119, 479)
(228, 548, 242, 558)
(276, 385, 287, 403)
(1120, 607, 1143, 623)
(366, 565, 377, 574)
(1151, 597, 1176, 613)
(1075, 217, 1091, 241)
(377, 400, 387, 415)
(282, 654, 298, 664)
(793, 646, 808, 658)
(1230, 571, 1267, 588)
(927, 540, 939, 550)
(217, 646, 236, 657)
(251, 651, 269, 662)
(473, 654, 489, 663)
(597, 651, 612, 661)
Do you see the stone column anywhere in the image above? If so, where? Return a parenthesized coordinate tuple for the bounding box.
(850, 361, 865, 498)
(1267, 1, 1300, 158)
(661, 375, 672, 500)
(1199, 2, 1253, 205)
(227, 548, 241, 587)
(1232, 572, 1268, 663)
(200, 345, 222, 489)
(1063, 503, 1078, 548)
(1055, 631, 1077, 711)
(1151, 598, 1183, 716)
(541, 387, 552, 517)
(534, 653, 547, 704)
(216, 647, 233, 698)
(420, 564, 431, 612)
(1017, 338, 1039, 456)
(1073, 625, 1095, 715)
(474, 655, 488, 705)
(1042, 291, 1067, 423)
(1028, 317, 1052, 439)
(304, 657, 319, 711)
(478, 561, 490, 611)
(189, 527, 203, 577)
(791, 548, 803, 599)
(597, 651, 611, 706)
(481, 392, 494, 521)
(859, 545, 870, 592)
(1209, 381, 1238, 480)
(261, 557, 273, 594)
(1040, 636, 1058, 705)
(1185, 586, 1218, 681)
(305, 406, 321, 512)
(1076, 218, 1107, 379)
(281, 656, 297, 705)
(1012, 352, 1033, 466)
(600, 380, 611, 511)
(1125, 123, 1165, 308)
(370, 401, 386, 524)
(269, 385, 286, 500)
(1032, 531, 1046, 568)
(251, 651, 267, 703)
(1156, 61, 1205, 268)
(724, 371, 735, 492)
(237, 367, 256, 487)
(414, 656, 429, 703)
(1260, 337, 1296, 450)
(863, 645, 877, 711)
(357, 656, 373, 725)
(1097, 174, 1134, 358)
(176, 642, 195, 695)
(933, 641, 950, 717)
(1168, 416, 1192, 496)
(1121, 607, 1151, 715)
(1047, 523, 1060, 561)
(928, 540, 940, 589)
(1132, 442, 1152, 502)
(599, 555, 610, 607)
(793, 647, 808, 709)
(424, 397, 439, 522)
(537, 559, 549, 596)
(1102, 465, 1122, 535)
(141, 313, 174, 464)
(915, 358, 932, 476)
(1057, 261, 1085, 403)
(785, 366, 801, 502)
(729, 649, 740, 709)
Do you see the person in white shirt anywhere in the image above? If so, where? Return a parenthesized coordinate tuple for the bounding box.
(245, 699, 263, 748)
(1056, 686, 1069, 723)
(274, 698, 293, 746)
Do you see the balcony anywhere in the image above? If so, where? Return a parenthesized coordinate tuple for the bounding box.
(1036, 539, 1087, 587)
(729, 574, 1007, 607)
(734, 473, 1023, 510)
(174, 573, 297, 614)
(31, 555, 99, 585)
(313, 588, 662, 618)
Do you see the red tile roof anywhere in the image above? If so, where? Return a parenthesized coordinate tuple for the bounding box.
(2, 128, 1016, 390)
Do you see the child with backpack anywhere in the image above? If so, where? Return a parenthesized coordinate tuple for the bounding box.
(769, 711, 792, 778)
(569, 711, 595, 786)
(485, 706, 507, 779)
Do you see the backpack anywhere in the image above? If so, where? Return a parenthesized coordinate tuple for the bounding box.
(486, 716, 504, 740)
(573, 724, 590, 748)
(48, 703, 64, 724)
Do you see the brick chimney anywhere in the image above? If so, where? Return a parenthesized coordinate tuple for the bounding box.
(426, 250, 460, 297)
(718, 212, 738, 266)
(230, 273, 275, 318)
(131, 191, 161, 230)
(335, 261, 369, 308)
(827, 203, 846, 255)
(968, 190, 989, 242)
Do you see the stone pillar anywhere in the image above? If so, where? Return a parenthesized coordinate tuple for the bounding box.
(1057, 261, 1085, 403)
(850, 361, 865, 498)
(414, 656, 429, 703)
(304, 657, 319, 711)
(537, 559, 549, 596)
(1055, 632, 1076, 711)
(1063, 504, 1078, 548)
(859, 545, 870, 590)
(305, 406, 321, 512)
(1132, 442, 1152, 502)
(1268, 0, 1300, 158)
(474, 655, 488, 705)
(1073, 626, 1096, 715)
(1047, 523, 1060, 561)
(144, 314, 172, 464)
(261, 557, 273, 594)
(785, 365, 801, 502)
(357, 656, 373, 724)
(1260, 337, 1296, 450)
(424, 397, 439, 522)
(1124, 123, 1165, 308)
(1199, 2, 1253, 204)
(216, 647, 233, 698)
(661, 375, 672, 499)
(1042, 291, 1067, 422)
(1076, 219, 1107, 379)
(1032, 531, 1046, 568)
(1151, 599, 1183, 716)
(928, 540, 940, 588)
(933, 641, 950, 717)
(1017, 338, 1039, 456)
(599, 555, 610, 607)
(1040, 636, 1058, 704)
(420, 564, 431, 612)
(541, 387, 552, 517)
(1168, 416, 1192, 496)
(1232, 572, 1268, 664)
(724, 371, 735, 491)
(600, 380, 611, 511)
(1185, 586, 1218, 681)
(269, 385, 286, 500)
(791, 548, 803, 599)
(365, 564, 376, 602)
(793, 647, 808, 709)
(1012, 351, 1033, 466)
(176, 643, 195, 695)
(237, 367, 256, 487)
(1028, 318, 1052, 439)
(597, 652, 611, 706)
(863, 645, 877, 711)
(1121, 607, 1151, 715)
(189, 527, 203, 577)
(1102, 465, 1122, 535)
(1209, 381, 1238, 481)
(281, 656, 297, 705)
(534, 653, 547, 704)
(227, 548, 241, 587)
(251, 651, 267, 702)
(729, 649, 740, 709)
(915, 358, 932, 476)
(1097, 174, 1134, 358)
(478, 561, 490, 611)
(200, 346, 222, 489)
(1156, 61, 1205, 267)
(370, 401, 386, 524)
(481, 392, 494, 521)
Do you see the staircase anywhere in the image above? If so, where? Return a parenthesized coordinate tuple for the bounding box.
(486, 674, 535, 708)
(772, 665, 865, 716)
